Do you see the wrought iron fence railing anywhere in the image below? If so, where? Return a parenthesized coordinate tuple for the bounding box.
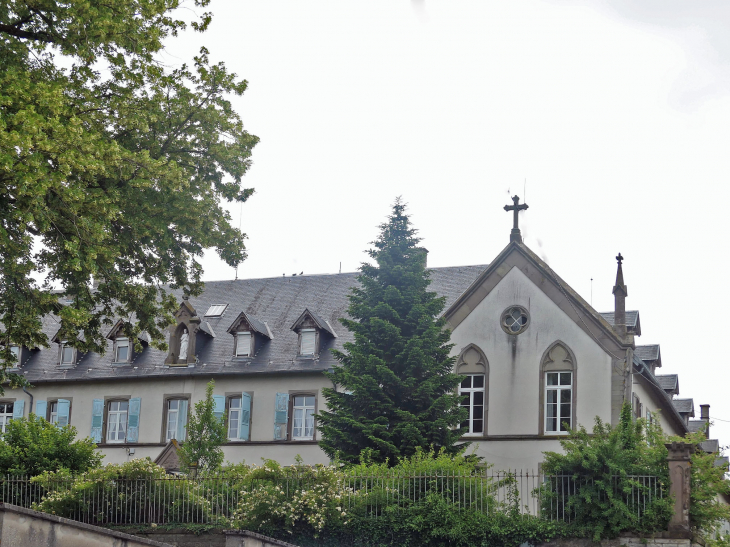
(0, 470, 664, 527)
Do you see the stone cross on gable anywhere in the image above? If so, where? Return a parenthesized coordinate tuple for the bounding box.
(504, 195, 529, 243)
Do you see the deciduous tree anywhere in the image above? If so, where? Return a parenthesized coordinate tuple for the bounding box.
(0, 1, 258, 386)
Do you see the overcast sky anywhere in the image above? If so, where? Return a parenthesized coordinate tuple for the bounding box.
(164, 1, 730, 445)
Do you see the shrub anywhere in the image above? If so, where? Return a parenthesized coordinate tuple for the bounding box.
(0, 415, 101, 476)
(539, 404, 672, 540)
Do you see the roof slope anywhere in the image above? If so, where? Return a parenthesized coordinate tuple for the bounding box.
(18, 266, 486, 383)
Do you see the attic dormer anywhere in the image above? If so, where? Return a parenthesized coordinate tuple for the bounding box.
(290, 308, 337, 357)
(164, 297, 201, 366)
(51, 330, 80, 368)
(227, 311, 272, 358)
(106, 320, 149, 364)
(634, 344, 661, 374)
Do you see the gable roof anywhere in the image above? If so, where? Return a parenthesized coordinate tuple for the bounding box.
(291, 308, 337, 337)
(599, 311, 641, 336)
(17, 266, 486, 384)
(689, 419, 708, 434)
(226, 311, 272, 339)
(632, 357, 688, 434)
(444, 241, 630, 354)
(673, 398, 695, 416)
(634, 344, 660, 366)
(655, 374, 679, 394)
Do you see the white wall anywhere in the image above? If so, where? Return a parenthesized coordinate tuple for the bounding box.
(450, 266, 614, 468)
(2, 373, 331, 466)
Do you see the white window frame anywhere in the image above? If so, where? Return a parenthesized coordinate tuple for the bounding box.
(459, 374, 485, 436)
(0, 402, 13, 433)
(228, 396, 241, 440)
(106, 400, 129, 443)
(236, 332, 252, 357)
(292, 395, 315, 440)
(545, 371, 572, 434)
(60, 341, 75, 366)
(49, 401, 58, 424)
(115, 337, 130, 363)
(165, 399, 183, 441)
(300, 329, 316, 356)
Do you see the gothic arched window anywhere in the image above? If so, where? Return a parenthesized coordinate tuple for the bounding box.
(456, 344, 489, 436)
(540, 342, 576, 435)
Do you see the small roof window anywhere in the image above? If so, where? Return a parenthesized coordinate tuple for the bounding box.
(204, 304, 228, 317)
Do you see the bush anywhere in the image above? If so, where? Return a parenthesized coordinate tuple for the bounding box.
(539, 404, 673, 540)
(32, 459, 218, 525)
(0, 415, 101, 476)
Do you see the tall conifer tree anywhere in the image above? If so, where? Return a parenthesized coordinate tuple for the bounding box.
(318, 199, 466, 464)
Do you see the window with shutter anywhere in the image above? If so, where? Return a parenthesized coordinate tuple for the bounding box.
(236, 332, 252, 357)
(300, 329, 316, 355)
(0, 402, 13, 433)
(274, 393, 289, 440)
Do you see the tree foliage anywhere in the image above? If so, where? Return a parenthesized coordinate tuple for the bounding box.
(0, 0, 258, 385)
(540, 404, 673, 540)
(178, 379, 227, 472)
(317, 199, 466, 465)
(0, 415, 102, 476)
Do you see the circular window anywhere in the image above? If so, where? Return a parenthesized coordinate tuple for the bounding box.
(501, 306, 529, 335)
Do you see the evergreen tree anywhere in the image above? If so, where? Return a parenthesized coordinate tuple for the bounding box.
(178, 380, 227, 473)
(318, 199, 466, 465)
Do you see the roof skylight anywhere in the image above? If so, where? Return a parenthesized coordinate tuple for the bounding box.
(204, 304, 228, 317)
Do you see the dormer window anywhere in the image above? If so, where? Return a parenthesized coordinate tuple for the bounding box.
(236, 332, 252, 357)
(60, 341, 76, 366)
(115, 338, 130, 363)
(7, 345, 21, 367)
(290, 308, 337, 359)
(300, 329, 316, 355)
(227, 311, 272, 359)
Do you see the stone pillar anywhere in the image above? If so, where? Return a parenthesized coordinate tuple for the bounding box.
(665, 441, 695, 536)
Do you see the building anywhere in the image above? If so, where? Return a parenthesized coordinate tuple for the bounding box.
(1, 199, 721, 470)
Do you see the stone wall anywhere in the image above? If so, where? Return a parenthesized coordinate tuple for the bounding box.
(225, 531, 301, 547)
(536, 536, 702, 547)
(134, 530, 226, 547)
(0, 503, 172, 547)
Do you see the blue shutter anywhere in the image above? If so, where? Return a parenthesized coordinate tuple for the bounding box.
(239, 392, 251, 441)
(90, 399, 104, 443)
(35, 400, 47, 420)
(12, 400, 24, 420)
(176, 399, 189, 441)
(213, 395, 225, 423)
(126, 397, 141, 443)
(56, 399, 70, 427)
(274, 393, 289, 440)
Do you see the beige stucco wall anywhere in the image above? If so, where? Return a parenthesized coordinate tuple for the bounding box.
(631, 377, 684, 437)
(450, 266, 614, 469)
(3, 373, 331, 466)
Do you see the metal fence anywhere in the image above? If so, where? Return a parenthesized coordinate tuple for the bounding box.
(0, 470, 663, 527)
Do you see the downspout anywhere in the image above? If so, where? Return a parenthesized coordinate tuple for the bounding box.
(22, 386, 33, 415)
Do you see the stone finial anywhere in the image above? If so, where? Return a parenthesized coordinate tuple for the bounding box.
(612, 253, 628, 336)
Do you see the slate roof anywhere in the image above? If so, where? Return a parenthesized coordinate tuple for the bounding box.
(599, 311, 640, 333)
(673, 398, 695, 416)
(689, 419, 709, 434)
(656, 374, 679, 393)
(700, 439, 719, 454)
(634, 345, 660, 362)
(16, 266, 487, 384)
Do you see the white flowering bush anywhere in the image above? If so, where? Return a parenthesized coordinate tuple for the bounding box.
(229, 459, 353, 536)
(31, 458, 217, 525)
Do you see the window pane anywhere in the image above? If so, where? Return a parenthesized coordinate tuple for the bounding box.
(560, 389, 571, 403)
(169, 399, 179, 410)
(230, 397, 241, 409)
(228, 409, 240, 439)
(546, 416, 557, 432)
(62, 346, 74, 363)
(547, 390, 557, 403)
(305, 396, 315, 407)
(460, 376, 471, 388)
(116, 345, 128, 362)
(473, 391, 484, 406)
(110, 401, 119, 411)
(547, 373, 558, 386)
(305, 408, 314, 437)
(120, 401, 128, 411)
(472, 375, 484, 388)
(472, 419, 483, 433)
(560, 373, 571, 386)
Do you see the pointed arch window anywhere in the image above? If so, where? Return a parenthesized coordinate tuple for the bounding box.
(540, 342, 576, 435)
(456, 344, 489, 436)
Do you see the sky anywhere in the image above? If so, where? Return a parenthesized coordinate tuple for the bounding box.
(163, 1, 730, 444)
